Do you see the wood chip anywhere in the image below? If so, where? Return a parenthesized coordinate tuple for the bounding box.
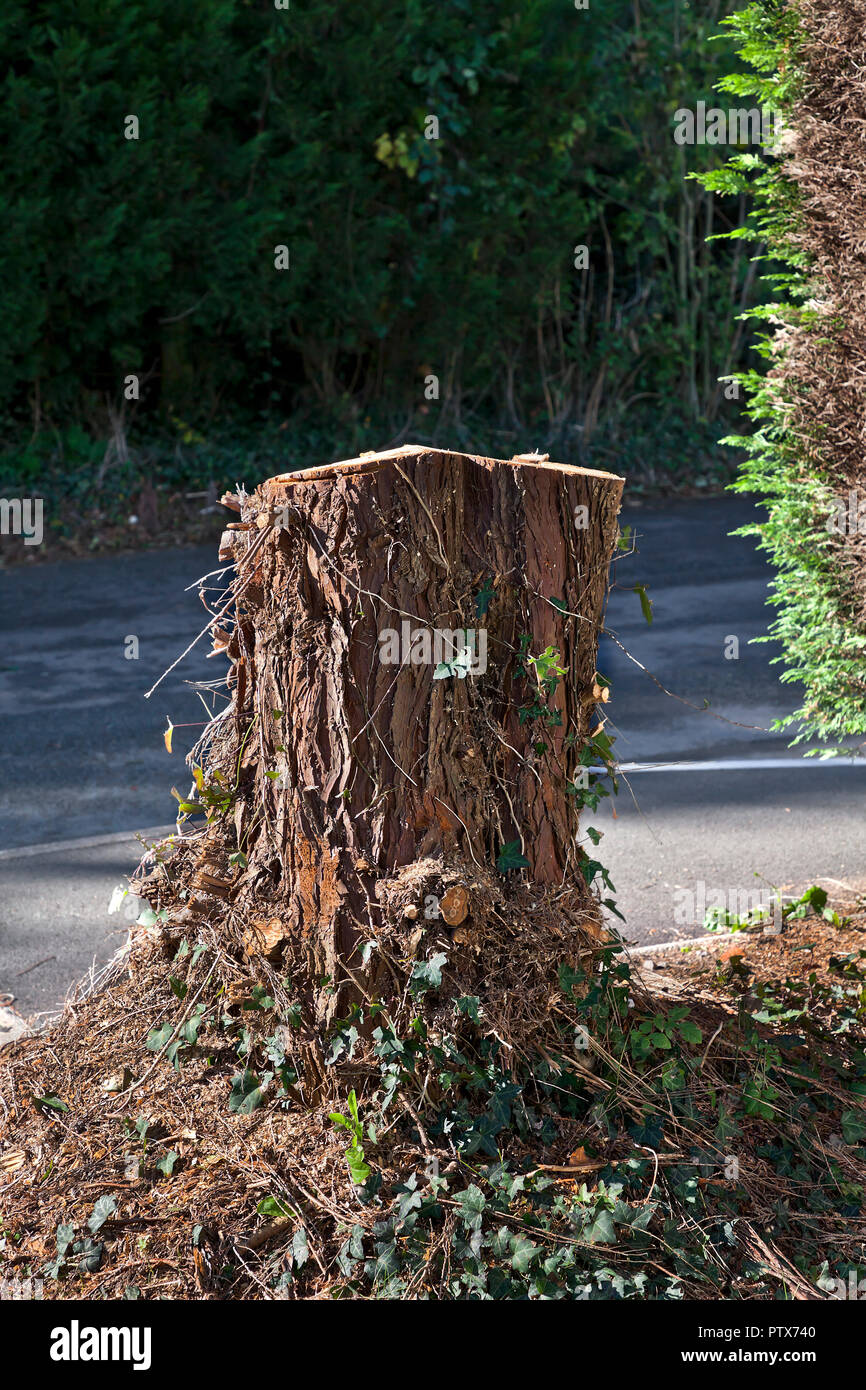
(242, 918, 288, 961)
(440, 884, 469, 926)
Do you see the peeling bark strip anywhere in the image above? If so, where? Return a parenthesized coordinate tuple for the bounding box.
(215, 445, 622, 1022)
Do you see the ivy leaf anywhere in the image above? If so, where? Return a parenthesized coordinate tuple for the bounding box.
(145, 1022, 174, 1052)
(583, 1209, 617, 1245)
(180, 1008, 205, 1047)
(628, 1117, 664, 1149)
(410, 952, 448, 994)
(433, 647, 473, 680)
(243, 985, 275, 1011)
(633, 584, 653, 625)
(475, 577, 495, 618)
(55, 1223, 75, 1256)
(496, 840, 530, 872)
(292, 1227, 309, 1269)
(798, 884, 828, 914)
(156, 1150, 179, 1177)
(33, 1093, 69, 1114)
(229, 1069, 270, 1114)
(257, 1195, 295, 1220)
(73, 1238, 104, 1273)
(743, 1080, 777, 1121)
(454, 1184, 487, 1230)
(326, 1024, 359, 1064)
(88, 1194, 117, 1233)
(455, 994, 481, 1023)
(841, 1110, 866, 1145)
(511, 1234, 540, 1273)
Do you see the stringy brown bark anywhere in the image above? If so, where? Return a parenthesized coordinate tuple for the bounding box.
(140, 446, 622, 1059)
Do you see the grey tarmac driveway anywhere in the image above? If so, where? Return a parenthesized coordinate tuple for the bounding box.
(599, 496, 865, 942)
(0, 498, 863, 1019)
(0, 544, 219, 847)
(0, 544, 219, 1018)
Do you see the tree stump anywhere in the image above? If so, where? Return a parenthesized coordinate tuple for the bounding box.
(171, 445, 622, 1070)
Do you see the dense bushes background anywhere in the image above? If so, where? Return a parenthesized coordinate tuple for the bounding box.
(0, 0, 758, 508)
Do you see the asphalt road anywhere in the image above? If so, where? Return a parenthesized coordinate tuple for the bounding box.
(0, 544, 219, 1019)
(1, 498, 863, 1020)
(599, 496, 865, 942)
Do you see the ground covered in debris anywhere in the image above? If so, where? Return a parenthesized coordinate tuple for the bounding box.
(636, 889, 866, 1029)
(1, 878, 865, 1301)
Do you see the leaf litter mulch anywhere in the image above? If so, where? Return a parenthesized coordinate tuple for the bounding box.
(2, 880, 866, 1301)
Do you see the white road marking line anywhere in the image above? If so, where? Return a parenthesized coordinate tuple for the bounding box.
(627, 931, 740, 955)
(0, 755, 862, 858)
(0, 826, 174, 862)
(612, 757, 865, 772)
